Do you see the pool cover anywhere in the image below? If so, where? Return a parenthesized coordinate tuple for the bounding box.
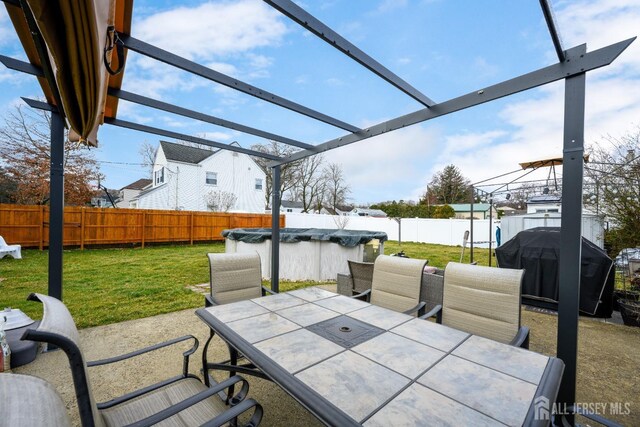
(222, 228, 387, 248)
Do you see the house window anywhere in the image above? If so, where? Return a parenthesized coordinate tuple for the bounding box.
(154, 167, 164, 185)
(255, 178, 263, 190)
(206, 172, 217, 185)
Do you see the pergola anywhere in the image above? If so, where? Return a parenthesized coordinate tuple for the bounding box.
(1, 0, 635, 423)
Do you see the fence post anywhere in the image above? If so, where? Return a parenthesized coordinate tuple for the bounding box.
(39, 205, 44, 250)
(141, 211, 146, 248)
(80, 208, 85, 250)
(190, 212, 194, 245)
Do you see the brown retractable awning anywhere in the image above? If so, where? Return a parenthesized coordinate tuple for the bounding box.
(3, 0, 133, 146)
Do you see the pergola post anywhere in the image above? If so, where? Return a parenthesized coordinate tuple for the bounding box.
(48, 110, 65, 300)
(470, 187, 475, 263)
(270, 165, 281, 293)
(556, 44, 587, 425)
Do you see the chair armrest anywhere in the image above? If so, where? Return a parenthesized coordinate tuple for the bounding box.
(261, 285, 277, 295)
(201, 398, 263, 427)
(123, 376, 258, 427)
(351, 289, 371, 301)
(403, 301, 426, 316)
(205, 294, 218, 307)
(509, 326, 530, 349)
(87, 335, 198, 367)
(418, 304, 442, 322)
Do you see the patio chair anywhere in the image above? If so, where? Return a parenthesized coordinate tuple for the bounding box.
(0, 235, 21, 259)
(204, 252, 275, 385)
(421, 262, 530, 348)
(0, 373, 72, 427)
(353, 255, 427, 315)
(420, 269, 444, 315)
(347, 260, 374, 294)
(21, 293, 263, 427)
(205, 252, 275, 307)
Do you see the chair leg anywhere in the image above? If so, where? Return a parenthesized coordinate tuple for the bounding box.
(202, 329, 215, 387)
(226, 344, 239, 405)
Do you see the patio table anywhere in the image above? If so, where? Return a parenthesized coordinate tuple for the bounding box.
(196, 287, 564, 426)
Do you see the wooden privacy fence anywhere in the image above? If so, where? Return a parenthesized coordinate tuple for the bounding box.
(0, 204, 284, 249)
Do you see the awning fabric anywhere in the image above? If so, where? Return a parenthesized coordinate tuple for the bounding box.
(21, 0, 116, 146)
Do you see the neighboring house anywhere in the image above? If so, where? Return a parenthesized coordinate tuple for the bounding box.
(352, 207, 388, 218)
(91, 188, 119, 208)
(496, 206, 524, 217)
(281, 200, 304, 213)
(526, 195, 562, 214)
(133, 141, 266, 213)
(449, 203, 498, 220)
(117, 178, 151, 208)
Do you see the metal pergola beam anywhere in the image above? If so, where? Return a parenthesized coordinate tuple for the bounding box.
(0, 56, 316, 152)
(539, 0, 566, 62)
(22, 98, 283, 161)
(264, 0, 435, 108)
(268, 38, 634, 167)
(104, 118, 283, 161)
(108, 88, 316, 151)
(120, 35, 361, 133)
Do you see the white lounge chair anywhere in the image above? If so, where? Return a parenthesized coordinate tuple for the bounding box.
(0, 236, 21, 259)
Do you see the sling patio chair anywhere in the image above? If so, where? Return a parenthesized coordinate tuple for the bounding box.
(347, 260, 374, 294)
(205, 252, 275, 307)
(203, 252, 276, 385)
(420, 262, 530, 348)
(353, 255, 428, 316)
(21, 293, 263, 427)
(0, 373, 72, 427)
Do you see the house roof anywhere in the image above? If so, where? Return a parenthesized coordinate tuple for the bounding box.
(334, 204, 354, 212)
(160, 140, 216, 164)
(449, 203, 491, 212)
(527, 195, 562, 204)
(121, 178, 151, 191)
(281, 200, 304, 209)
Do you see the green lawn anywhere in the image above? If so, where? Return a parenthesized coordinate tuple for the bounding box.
(0, 241, 488, 328)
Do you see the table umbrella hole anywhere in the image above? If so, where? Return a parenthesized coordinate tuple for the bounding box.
(339, 326, 351, 333)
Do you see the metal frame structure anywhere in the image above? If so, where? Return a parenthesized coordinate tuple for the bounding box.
(0, 0, 635, 423)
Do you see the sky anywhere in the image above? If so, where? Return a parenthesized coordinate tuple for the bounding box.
(0, 0, 638, 205)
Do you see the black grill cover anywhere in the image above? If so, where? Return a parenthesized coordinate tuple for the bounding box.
(495, 227, 614, 317)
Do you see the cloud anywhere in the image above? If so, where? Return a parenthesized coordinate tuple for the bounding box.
(134, 0, 287, 60)
(374, 0, 408, 14)
(196, 131, 233, 141)
(324, 125, 443, 202)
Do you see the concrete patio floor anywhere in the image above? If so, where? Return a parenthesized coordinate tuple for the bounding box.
(11, 285, 640, 426)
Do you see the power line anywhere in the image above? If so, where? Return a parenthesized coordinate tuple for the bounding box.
(97, 160, 151, 166)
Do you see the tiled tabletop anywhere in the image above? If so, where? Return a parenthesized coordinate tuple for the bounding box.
(197, 287, 563, 426)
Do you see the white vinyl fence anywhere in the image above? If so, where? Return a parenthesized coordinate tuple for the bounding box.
(284, 213, 495, 248)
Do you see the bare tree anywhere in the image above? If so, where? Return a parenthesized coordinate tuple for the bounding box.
(585, 127, 640, 252)
(138, 140, 157, 178)
(0, 104, 102, 205)
(250, 141, 300, 209)
(322, 162, 350, 209)
(205, 190, 237, 212)
(291, 154, 326, 213)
